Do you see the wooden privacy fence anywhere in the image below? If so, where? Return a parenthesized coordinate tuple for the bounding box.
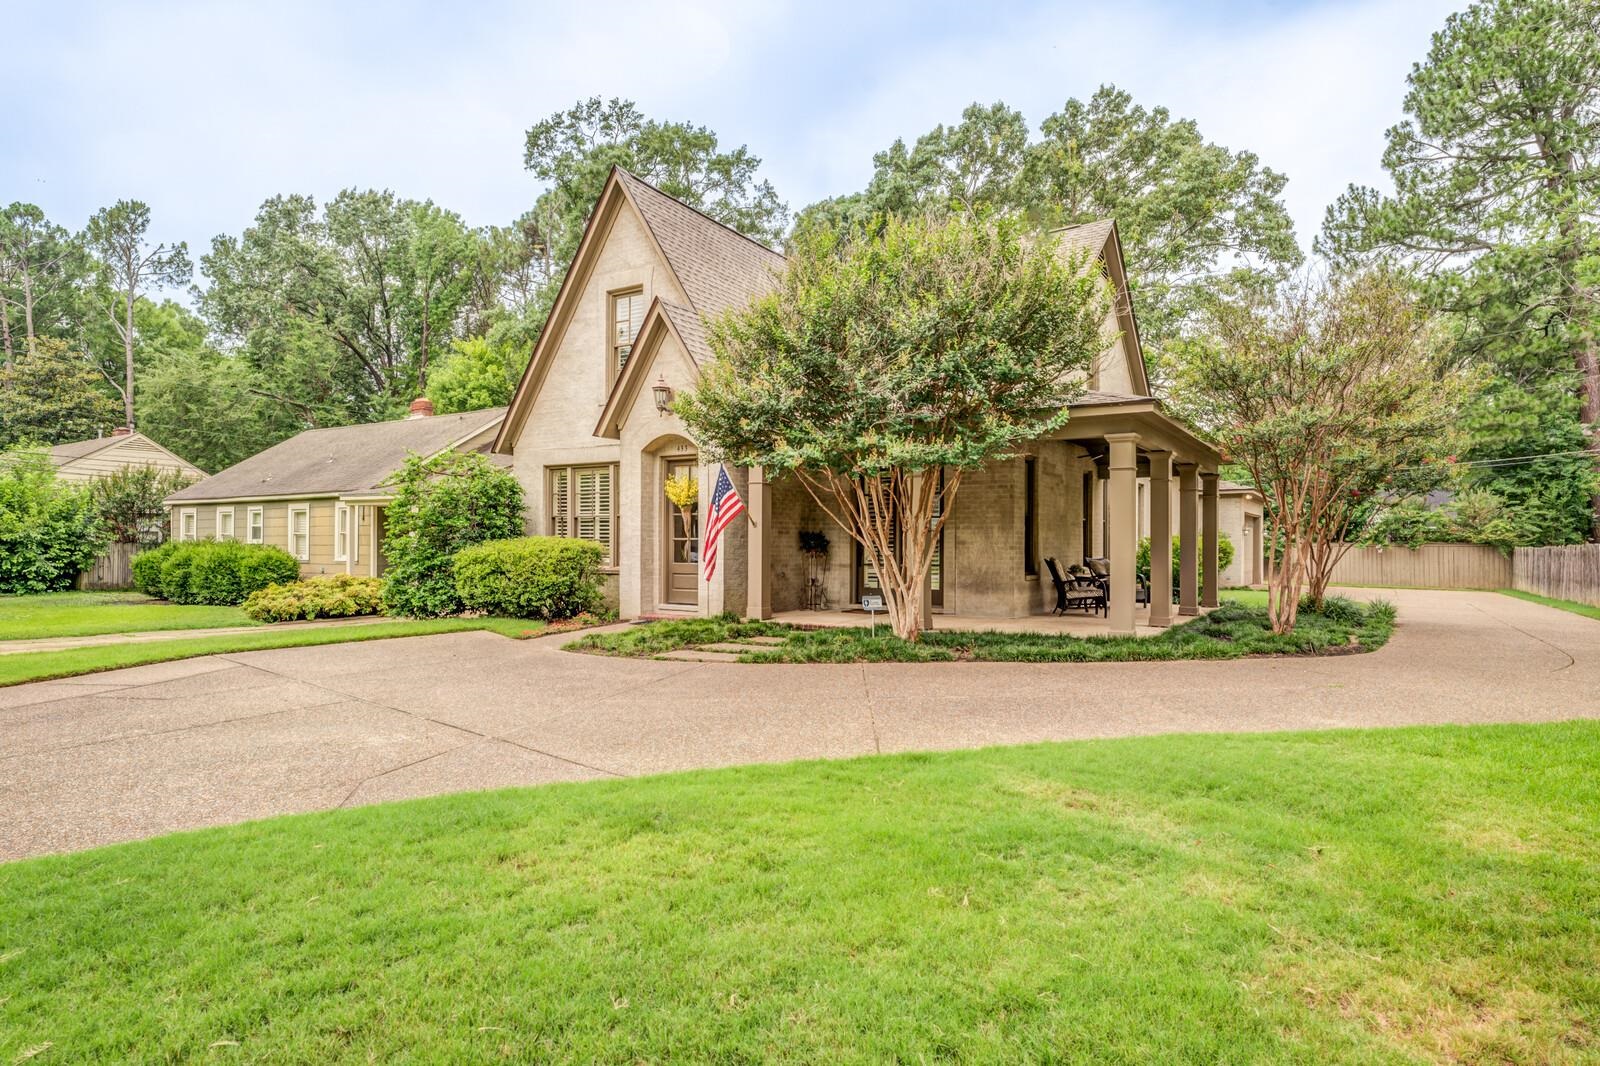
(1327, 543, 1512, 590)
(75, 542, 140, 590)
(1514, 544, 1600, 608)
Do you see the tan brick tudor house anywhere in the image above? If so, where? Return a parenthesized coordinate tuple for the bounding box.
(492, 168, 1259, 634)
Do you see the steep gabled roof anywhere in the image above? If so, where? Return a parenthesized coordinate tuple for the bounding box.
(166, 407, 505, 503)
(613, 170, 784, 319)
(1050, 218, 1151, 397)
(494, 167, 783, 453)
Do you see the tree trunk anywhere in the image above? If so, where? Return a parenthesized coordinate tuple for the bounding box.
(21, 273, 35, 355)
(1, 298, 12, 368)
(123, 288, 136, 429)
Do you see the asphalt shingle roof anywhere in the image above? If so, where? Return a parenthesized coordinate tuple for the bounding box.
(166, 407, 505, 502)
(616, 170, 785, 320)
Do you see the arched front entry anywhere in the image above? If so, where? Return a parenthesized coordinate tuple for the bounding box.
(631, 433, 700, 615)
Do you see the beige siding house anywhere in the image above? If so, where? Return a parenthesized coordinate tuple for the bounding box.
(48, 430, 205, 484)
(494, 169, 1230, 634)
(164, 402, 505, 579)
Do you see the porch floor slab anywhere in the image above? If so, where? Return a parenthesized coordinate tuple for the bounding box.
(770, 606, 1206, 638)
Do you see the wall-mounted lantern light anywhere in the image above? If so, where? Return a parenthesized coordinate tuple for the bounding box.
(652, 377, 673, 415)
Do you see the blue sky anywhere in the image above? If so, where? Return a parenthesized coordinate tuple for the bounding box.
(5, 0, 1458, 283)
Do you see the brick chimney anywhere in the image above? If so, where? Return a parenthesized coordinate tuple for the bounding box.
(111, 426, 133, 436)
(407, 397, 434, 419)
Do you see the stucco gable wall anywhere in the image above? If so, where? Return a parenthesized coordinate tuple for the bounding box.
(505, 202, 687, 537)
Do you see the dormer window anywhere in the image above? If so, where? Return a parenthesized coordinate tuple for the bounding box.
(611, 288, 645, 373)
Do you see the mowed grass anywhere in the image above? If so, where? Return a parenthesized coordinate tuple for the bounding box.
(2, 722, 1596, 1063)
(569, 593, 1394, 663)
(0, 590, 254, 640)
(0, 616, 547, 687)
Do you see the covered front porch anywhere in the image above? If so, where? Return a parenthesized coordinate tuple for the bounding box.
(742, 393, 1224, 636)
(772, 602, 1209, 638)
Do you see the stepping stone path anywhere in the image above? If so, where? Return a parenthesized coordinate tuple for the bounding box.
(654, 635, 789, 662)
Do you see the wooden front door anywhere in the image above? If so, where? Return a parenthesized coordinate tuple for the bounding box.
(664, 458, 699, 606)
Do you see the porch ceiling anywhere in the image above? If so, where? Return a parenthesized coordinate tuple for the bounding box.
(1050, 397, 1222, 469)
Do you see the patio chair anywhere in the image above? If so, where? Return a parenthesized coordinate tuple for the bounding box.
(1045, 556, 1106, 616)
(1083, 556, 1150, 606)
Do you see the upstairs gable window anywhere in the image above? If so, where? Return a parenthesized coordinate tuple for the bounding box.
(611, 289, 646, 373)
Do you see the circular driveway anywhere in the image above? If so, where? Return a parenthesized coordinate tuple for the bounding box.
(2, 589, 1596, 861)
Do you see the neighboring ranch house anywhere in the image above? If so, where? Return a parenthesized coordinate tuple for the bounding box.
(47, 429, 205, 484)
(494, 168, 1230, 634)
(164, 402, 505, 579)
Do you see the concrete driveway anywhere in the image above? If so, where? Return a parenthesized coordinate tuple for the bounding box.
(3, 589, 1596, 861)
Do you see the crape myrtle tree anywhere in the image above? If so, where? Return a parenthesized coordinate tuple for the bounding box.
(1171, 269, 1465, 633)
(677, 212, 1112, 642)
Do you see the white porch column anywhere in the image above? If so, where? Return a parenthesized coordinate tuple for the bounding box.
(1177, 462, 1199, 616)
(1201, 471, 1220, 609)
(1147, 450, 1174, 627)
(1105, 433, 1140, 635)
(746, 465, 772, 619)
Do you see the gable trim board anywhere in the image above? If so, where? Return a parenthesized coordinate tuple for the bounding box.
(494, 167, 783, 454)
(495, 171, 664, 453)
(594, 298, 700, 439)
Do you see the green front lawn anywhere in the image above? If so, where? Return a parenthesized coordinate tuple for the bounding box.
(0, 590, 255, 641)
(0, 617, 547, 687)
(2, 722, 1595, 1062)
(568, 594, 1394, 663)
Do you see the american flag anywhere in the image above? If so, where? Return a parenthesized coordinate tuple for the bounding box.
(701, 464, 746, 580)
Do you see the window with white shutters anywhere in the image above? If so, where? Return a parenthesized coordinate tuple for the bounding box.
(549, 465, 617, 564)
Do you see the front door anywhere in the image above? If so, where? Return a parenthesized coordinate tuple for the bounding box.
(664, 458, 699, 606)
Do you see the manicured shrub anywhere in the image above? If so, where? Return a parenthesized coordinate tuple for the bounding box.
(130, 540, 181, 597)
(0, 448, 108, 594)
(1136, 534, 1235, 590)
(454, 536, 605, 620)
(381, 451, 524, 617)
(242, 574, 385, 623)
(156, 541, 301, 605)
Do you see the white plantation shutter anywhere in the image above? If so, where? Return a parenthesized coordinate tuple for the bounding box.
(550, 469, 570, 536)
(551, 465, 614, 561)
(574, 468, 613, 553)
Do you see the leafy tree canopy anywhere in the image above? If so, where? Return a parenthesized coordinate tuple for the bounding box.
(201, 190, 488, 422)
(1319, 0, 1600, 541)
(0, 336, 121, 447)
(796, 88, 1303, 378)
(523, 96, 789, 271)
(425, 336, 530, 415)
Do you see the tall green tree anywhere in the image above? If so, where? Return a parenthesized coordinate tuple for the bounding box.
(523, 97, 788, 272)
(0, 337, 121, 447)
(84, 200, 192, 430)
(202, 191, 484, 420)
(0, 203, 89, 364)
(796, 89, 1302, 377)
(1320, 0, 1600, 541)
(677, 213, 1111, 642)
(425, 336, 529, 414)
